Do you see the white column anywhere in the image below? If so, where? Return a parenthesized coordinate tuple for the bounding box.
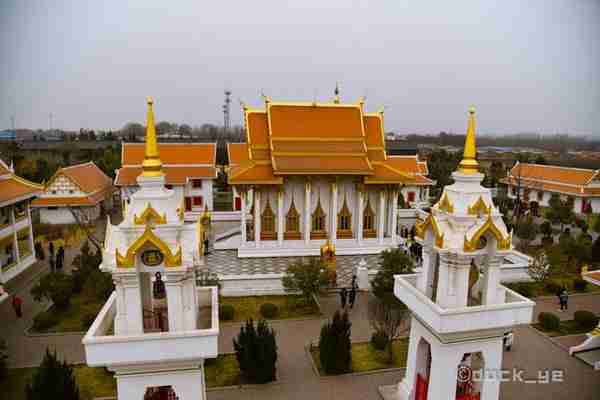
(27, 204, 35, 258)
(330, 182, 338, 243)
(481, 340, 503, 400)
(13, 232, 20, 264)
(417, 246, 434, 296)
(304, 181, 311, 244)
(483, 257, 502, 305)
(240, 191, 247, 245)
(165, 280, 185, 332)
(277, 189, 284, 245)
(391, 190, 399, 242)
(377, 189, 385, 244)
(115, 273, 144, 335)
(356, 188, 364, 243)
(254, 190, 261, 246)
(427, 350, 462, 400)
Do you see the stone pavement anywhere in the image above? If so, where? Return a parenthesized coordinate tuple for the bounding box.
(206, 250, 382, 287)
(533, 292, 600, 321)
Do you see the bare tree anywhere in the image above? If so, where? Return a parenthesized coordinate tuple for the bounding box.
(528, 251, 551, 284)
(368, 294, 409, 364)
(68, 207, 103, 253)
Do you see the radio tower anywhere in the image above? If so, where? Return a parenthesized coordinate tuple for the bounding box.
(223, 90, 232, 131)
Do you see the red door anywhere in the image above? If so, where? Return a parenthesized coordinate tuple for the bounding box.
(415, 374, 428, 400)
(235, 197, 242, 211)
(185, 197, 192, 212)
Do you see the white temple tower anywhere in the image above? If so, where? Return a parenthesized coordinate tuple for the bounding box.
(382, 108, 535, 400)
(83, 98, 218, 400)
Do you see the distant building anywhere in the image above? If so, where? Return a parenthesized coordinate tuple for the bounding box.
(0, 159, 42, 284)
(501, 162, 600, 214)
(31, 162, 114, 224)
(385, 140, 419, 156)
(0, 130, 16, 141)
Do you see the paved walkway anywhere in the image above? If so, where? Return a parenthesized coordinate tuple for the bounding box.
(533, 292, 600, 321)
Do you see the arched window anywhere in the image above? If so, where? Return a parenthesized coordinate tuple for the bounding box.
(284, 196, 301, 240)
(363, 197, 376, 238)
(261, 197, 276, 240)
(311, 196, 327, 239)
(337, 195, 352, 238)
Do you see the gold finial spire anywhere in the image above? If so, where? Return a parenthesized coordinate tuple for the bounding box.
(333, 83, 340, 104)
(142, 97, 163, 177)
(458, 106, 479, 174)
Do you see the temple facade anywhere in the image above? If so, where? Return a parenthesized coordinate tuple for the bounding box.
(227, 97, 433, 257)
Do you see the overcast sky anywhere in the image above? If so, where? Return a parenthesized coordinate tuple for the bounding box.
(1, 1, 599, 136)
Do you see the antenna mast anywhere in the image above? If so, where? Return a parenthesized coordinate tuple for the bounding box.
(223, 90, 232, 131)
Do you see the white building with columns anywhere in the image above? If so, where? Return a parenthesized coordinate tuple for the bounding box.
(83, 98, 218, 400)
(381, 109, 535, 400)
(226, 96, 433, 258)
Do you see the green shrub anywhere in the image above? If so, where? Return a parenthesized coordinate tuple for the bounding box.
(544, 280, 563, 295)
(319, 310, 352, 374)
(512, 282, 534, 298)
(574, 311, 599, 330)
(260, 303, 279, 319)
(370, 330, 389, 351)
(30, 272, 74, 310)
(0, 340, 7, 382)
(573, 278, 587, 292)
(80, 311, 97, 329)
(233, 319, 277, 384)
(219, 304, 235, 321)
(33, 312, 59, 332)
(538, 312, 560, 331)
(26, 350, 80, 400)
(541, 236, 554, 247)
(82, 269, 114, 302)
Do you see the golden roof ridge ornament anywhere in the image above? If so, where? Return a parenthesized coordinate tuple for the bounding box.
(333, 82, 340, 104)
(141, 97, 164, 177)
(458, 106, 479, 174)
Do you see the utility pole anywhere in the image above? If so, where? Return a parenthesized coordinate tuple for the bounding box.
(223, 90, 231, 131)
(10, 115, 15, 131)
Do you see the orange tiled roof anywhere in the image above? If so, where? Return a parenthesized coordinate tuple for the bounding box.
(503, 163, 600, 197)
(31, 162, 114, 208)
(583, 270, 600, 285)
(122, 143, 216, 166)
(0, 171, 42, 206)
(60, 162, 113, 194)
(115, 166, 217, 186)
(227, 143, 249, 166)
(230, 100, 432, 186)
(365, 156, 433, 184)
(509, 163, 597, 186)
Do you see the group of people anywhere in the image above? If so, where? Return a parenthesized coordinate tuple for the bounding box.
(339, 275, 358, 309)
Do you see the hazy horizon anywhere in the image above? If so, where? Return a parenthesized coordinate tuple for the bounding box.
(1, 1, 599, 136)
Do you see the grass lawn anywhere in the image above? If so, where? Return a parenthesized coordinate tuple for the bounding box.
(220, 295, 320, 322)
(32, 291, 104, 333)
(506, 276, 600, 299)
(534, 320, 597, 337)
(5, 366, 116, 400)
(310, 338, 409, 375)
(204, 354, 241, 388)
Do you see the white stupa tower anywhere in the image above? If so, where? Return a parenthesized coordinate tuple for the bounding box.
(83, 98, 218, 400)
(383, 108, 535, 400)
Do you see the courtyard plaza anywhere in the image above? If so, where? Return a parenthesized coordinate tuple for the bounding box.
(1, 242, 599, 399)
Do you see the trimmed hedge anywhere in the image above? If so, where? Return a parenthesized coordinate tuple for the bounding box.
(538, 312, 560, 331)
(260, 303, 279, 319)
(33, 311, 59, 332)
(370, 330, 389, 351)
(574, 311, 599, 330)
(220, 304, 235, 321)
(544, 281, 563, 296)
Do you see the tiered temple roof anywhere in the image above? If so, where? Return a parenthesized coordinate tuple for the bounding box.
(227, 99, 433, 185)
(116, 143, 217, 186)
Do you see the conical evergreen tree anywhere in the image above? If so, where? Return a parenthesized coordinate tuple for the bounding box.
(319, 310, 351, 374)
(26, 350, 79, 400)
(233, 319, 277, 384)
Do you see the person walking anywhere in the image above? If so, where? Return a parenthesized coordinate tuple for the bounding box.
(348, 287, 357, 309)
(351, 274, 358, 290)
(339, 287, 347, 309)
(559, 288, 569, 311)
(12, 295, 23, 318)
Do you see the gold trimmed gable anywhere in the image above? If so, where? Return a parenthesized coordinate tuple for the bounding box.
(116, 225, 182, 268)
(467, 196, 491, 216)
(415, 214, 444, 248)
(463, 214, 511, 252)
(133, 203, 167, 225)
(435, 193, 454, 214)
